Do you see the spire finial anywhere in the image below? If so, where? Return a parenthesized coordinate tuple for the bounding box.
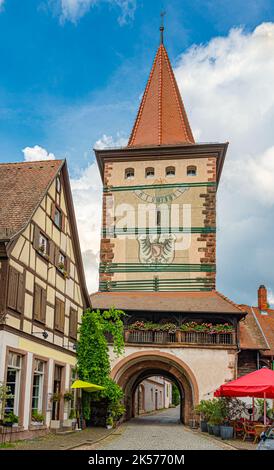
(160, 11, 166, 45)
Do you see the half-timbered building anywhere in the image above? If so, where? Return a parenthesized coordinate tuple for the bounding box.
(0, 159, 89, 438)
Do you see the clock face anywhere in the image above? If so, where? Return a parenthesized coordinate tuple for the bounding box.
(134, 187, 189, 204)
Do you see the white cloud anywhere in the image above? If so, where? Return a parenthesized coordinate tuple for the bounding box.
(94, 132, 128, 149)
(70, 161, 102, 293)
(174, 22, 274, 305)
(58, 0, 136, 24)
(22, 145, 56, 162)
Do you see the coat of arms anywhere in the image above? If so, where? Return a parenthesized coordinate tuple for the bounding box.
(138, 234, 176, 264)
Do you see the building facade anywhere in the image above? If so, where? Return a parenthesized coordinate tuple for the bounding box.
(134, 377, 172, 416)
(91, 32, 247, 424)
(0, 160, 90, 439)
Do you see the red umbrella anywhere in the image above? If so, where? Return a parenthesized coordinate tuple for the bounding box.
(214, 368, 274, 425)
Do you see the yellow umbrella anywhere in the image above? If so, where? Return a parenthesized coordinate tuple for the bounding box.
(71, 380, 105, 392)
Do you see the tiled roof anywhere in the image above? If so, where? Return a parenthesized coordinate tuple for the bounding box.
(90, 291, 245, 315)
(128, 44, 195, 147)
(239, 305, 274, 355)
(0, 160, 63, 240)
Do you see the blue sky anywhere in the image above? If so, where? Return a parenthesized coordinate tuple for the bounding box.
(1, 0, 274, 304)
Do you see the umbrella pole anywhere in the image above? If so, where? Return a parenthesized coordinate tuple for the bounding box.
(252, 397, 255, 421)
(264, 392, 266, 426)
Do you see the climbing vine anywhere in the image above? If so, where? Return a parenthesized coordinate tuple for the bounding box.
(77, 307, 125, 419)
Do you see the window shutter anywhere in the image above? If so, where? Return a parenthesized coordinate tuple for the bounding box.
(61, 213, 66, 232)
(69, 308, 77, 339)
(66, 258, 70, 278)
(51, 202, 56, 221)
(41, 288, 46, 323)
(17, 272, 24, 314)
(7, 267, 18, 310)
(49, 241, 55, 265)
(33, 225, 40, 250)
(33, 284, 41, 320)
(54, 246, 60, 267)
(60, 301, 65, 333)
(54, 299, 60, 330)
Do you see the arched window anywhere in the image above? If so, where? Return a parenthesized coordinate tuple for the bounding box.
(145, 167, 155, 178)
(187, 165, 197, 176)
(125, 167, 134, 180)
(166, 166, 175, 177)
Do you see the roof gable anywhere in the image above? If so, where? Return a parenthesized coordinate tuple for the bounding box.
(0, 160, 63, 240)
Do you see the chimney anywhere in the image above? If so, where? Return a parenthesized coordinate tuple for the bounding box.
(258, 285, 268, 310)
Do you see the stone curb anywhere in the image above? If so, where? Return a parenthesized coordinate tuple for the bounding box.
(65, 422, 124, 451)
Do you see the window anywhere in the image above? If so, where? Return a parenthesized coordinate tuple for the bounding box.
(55, 249, 70, 278)
(55, 298, 65, 333)
(125, 168, 134, 180)
(69, 308, 78, 340)
(32, 359, 45, 414)
(54, 207, 62, 228)
(39, 233, 49, 256)
(7, 266, 24, 313)
(5, 353, 22, 416)
(56, 176, 61, 194)
(166, 166, 175, 177)
(145, 167, 155, 178)
(51, 203, 64, 231)
(187, 165, 197, 176)
(52, 365, 63, 420)
(33, 284, 46, 323)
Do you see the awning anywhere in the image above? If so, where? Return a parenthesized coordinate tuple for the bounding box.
(214, 368, 274, 398)
(71, 380, 105, 392)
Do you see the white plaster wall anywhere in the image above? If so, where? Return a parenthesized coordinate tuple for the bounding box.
(109, 345, 236, 401)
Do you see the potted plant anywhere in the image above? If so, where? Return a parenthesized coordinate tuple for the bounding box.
(106, 416, 113, 429)
(63, 391, 74, 402)
(208, 399, 224, 436)
(195, 400, 213, 433)
(31, 411, 45, 425)
(50, 392, 62, 429)
(3, 412, 19, 427)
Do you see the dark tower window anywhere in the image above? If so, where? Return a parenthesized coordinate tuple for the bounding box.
(125, 168, 135, 180)
(166, 166, 175, 177)
(145, 167, 155, 178)
(156, 209, 161, 227)
(187, 165, 197, 176)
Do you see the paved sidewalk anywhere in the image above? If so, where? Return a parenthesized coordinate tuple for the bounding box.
(0, 427, 114, 450)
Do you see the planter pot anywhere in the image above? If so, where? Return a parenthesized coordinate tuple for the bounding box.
(220, 425, 234, 440)
(200, 421, 208, 433)
(106, 425, 113, 430)
(207, 423, 214, 435)
(63, 419, 73, 428)
(212, 425, 221, 437)
(50, 420, 60, 430)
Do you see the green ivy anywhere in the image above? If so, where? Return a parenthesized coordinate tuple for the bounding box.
(77, 307, 125, 419)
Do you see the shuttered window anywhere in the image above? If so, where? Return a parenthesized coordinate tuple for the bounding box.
(69, 308, 78, 340)
(55, 298, 65, 333)
(7, 266, 24, 313)
(51, 203, 65, 232)
(33, 284, 46, 323)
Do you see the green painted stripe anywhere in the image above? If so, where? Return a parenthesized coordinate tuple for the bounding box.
(100, 263, 216, 273)
(99, 277, 214, 292)
(102, 227, 216, 236)
(104, 182, 216, 192)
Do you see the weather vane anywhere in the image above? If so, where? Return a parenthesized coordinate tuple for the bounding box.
(160, 11, 166, 45)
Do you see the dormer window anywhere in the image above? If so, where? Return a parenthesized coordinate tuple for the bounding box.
(187, 165, 197, 176)
(166, 166, 175, 177)
(145, 167, 155, 178)
(125, 168, 134, 180)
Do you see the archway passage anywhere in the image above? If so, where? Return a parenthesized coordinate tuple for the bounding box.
(111, 351, 199, 424)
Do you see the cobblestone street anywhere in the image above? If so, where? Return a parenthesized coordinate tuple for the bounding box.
(78, 407, 233, 451)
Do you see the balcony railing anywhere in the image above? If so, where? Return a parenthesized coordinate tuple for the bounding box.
(121, 329, 236, 346)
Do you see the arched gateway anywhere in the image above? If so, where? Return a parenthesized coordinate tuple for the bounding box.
(91, 29, 246, 426)
(111, 351, 199, 424)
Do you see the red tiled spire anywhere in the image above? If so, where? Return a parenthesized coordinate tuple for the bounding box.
(128, 44, 195, 147)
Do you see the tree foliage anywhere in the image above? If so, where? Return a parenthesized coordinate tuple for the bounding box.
(77, 307, 125, 416)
